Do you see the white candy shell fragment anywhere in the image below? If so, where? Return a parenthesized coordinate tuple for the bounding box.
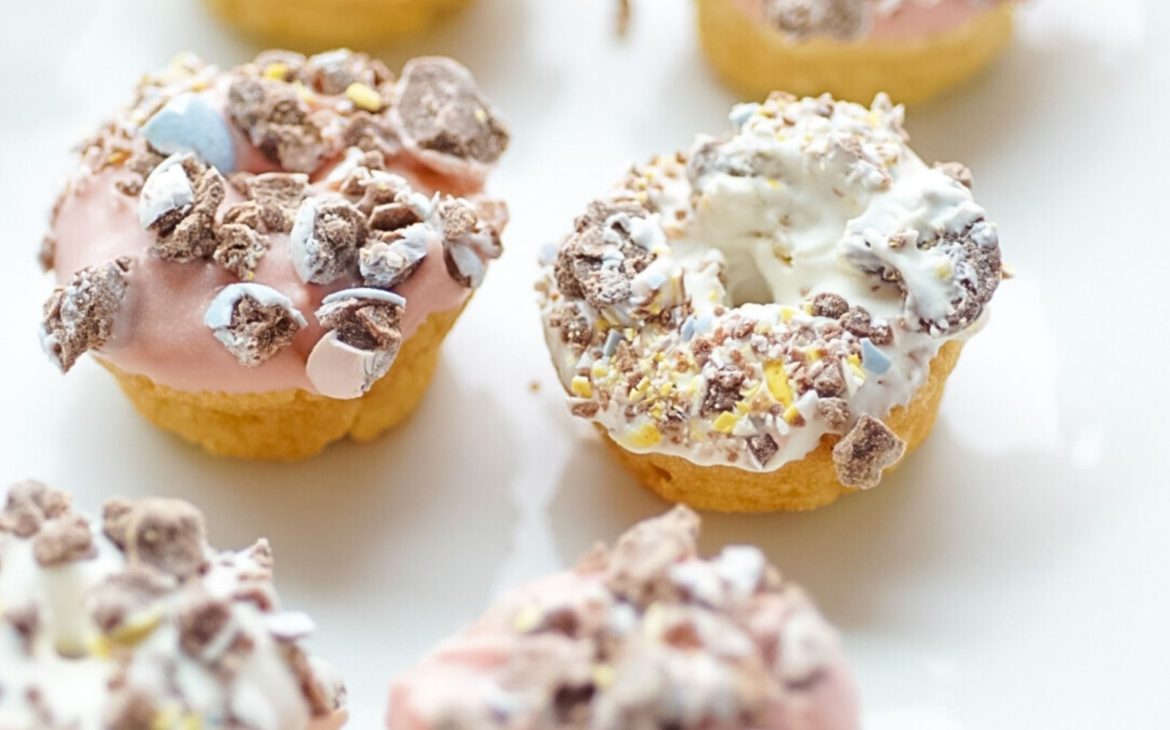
(142, 93, 236, 173)
(138, 153, 195, 230)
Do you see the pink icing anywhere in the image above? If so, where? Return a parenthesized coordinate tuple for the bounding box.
(387, 571, 860, 730)
(51, 87, 486, 396)
(733, 0, 1000, 42)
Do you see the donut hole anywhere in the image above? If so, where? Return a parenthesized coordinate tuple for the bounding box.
(724, 248, 777, 307)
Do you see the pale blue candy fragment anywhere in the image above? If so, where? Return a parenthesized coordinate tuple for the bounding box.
(860, 338, 892, 375)
(143, 93, 236, 173)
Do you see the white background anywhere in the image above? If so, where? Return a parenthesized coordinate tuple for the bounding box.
(1, 0, 1168, 728)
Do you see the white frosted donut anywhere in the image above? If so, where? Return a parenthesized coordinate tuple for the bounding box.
(539, 93, 1003, 489)
(0, 481, 346, 730)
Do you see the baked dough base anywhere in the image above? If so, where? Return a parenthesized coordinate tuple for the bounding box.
(100, 302, 467, 461)
(205, 0, 474, 50)
(696, 0, 1014, 104)
(598, 340, 962, 512)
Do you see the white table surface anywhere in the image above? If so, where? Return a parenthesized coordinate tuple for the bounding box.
(1, 0, 1167, 727)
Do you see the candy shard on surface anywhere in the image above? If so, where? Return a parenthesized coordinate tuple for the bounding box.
(40, 257, 132, 372)
(831, 415, 905, 489)
(141, 92, 236, 172)
(307, 288, 405, 399)
(137, 153, 194, 230)
(204, 283, 307, 366)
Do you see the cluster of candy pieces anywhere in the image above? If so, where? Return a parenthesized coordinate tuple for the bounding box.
(389, 506, 857, 730)
(39, 50, 509, 399)
(0, 481, 344, 729)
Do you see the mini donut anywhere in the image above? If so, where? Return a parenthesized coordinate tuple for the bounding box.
(388, 507, 859, 730)
(696, 0, 1015, 103)
(538, 93, 1004, 512)
(205, 0, 473, 50)
(39, 50, 509, 460)
(0, 481, 346, 729)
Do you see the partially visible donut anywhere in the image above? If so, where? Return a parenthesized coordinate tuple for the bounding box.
(539, 92, 1004, 512)
(0, 481, 346, 729)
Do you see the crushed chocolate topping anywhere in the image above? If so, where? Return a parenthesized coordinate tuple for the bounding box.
(4, 605, 40, 654)
(40, 257, 132, 373)
(765, 0, 868, 41)
(361, 229, 428, 289)
(604, 505, 699, 605)
(812, 360, 844, 397)
(103, 497, 208, 579)
(32, 515, 96, 567)
(89, 566, 174, 634)
(38, 234, 56, 272)
(747, 433, 779, 467)
(315, 292, 404, 353)
(177, 593, 233, 659)
(241, 172, 309, 233)
(303, 48, 392, 95)
(213, 221, 268, 279)
(0, 481, 71, 537)
(701, 366, 747, 416)
(104, 688, 157, 730)
(832, 415, 905, 489)
(811, 292, 849, 319)
(393, 58, 510, 164)
(205, 284, 307, 366)
(145, 156, 225, 262)
(816, 398, 851, 431)
(554, 202, 653, 311)
(342, 113, 397, 158)
(226, 77, 326, 173)
(369, 201, 422, 232)
(290, 197, 367, 284)
(935, 161, 974, 189)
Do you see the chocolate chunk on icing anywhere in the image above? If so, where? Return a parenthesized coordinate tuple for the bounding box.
(213, 221, 268, 279)
(204, 283, 308, 366)
(764, 0, 868, 41)
(0, 481, 71, 538)
(289, 197, 367, 285)
(141, 154, 225, 262)
(102, 497, 209, 579)
(32, 515, 96, 567)
(240, 172, 310, 233)
(226, 76, 326, 173)
(39, 257, 132, 373)
(831, 414, 906, 489)
(316, 288, 404, 353)
(393, 57, 510, 165)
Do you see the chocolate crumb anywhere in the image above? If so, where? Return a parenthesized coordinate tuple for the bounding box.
(0, 481, 71, 537)
(360, 228, 429, 289)
(316, 293, 404, 354)
(33, 515, 96, 567)
(810, 292, 849, 319)
(3, 606, 39, 654)
(213, 222, 268, 279)
(40, 257, 132, 373)
(816, 398, 851, 431)
(243, 172, 309, 232)
(103, 498, 208, 579)
(206, 284, 306, 366)
(701, 366, 746, 416)
(393, 58, 510, 165)
(226, 77, 326, 173)
(812, 361, 844, 397)
(831, 415, 905, 489)
(290, 197, 367, 285)
(747, 434, 779, 467)
(104, 688, 156, 730)
(178, 594, 232, 659)
(89, 566, 174, 634)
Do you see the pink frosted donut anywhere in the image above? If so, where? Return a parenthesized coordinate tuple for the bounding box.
(388, 508, 860, 730)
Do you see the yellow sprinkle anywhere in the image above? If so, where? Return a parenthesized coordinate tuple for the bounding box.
(592, 362, 609, 379)
(593, 664, 616, 689)
(689, 420, 707, 442)
(624, 423, 662, 449)
(650, 404, 665, 420)
(513, 604, 542, 632)
(106, 150, 130, 166)
(847, 354, 865, 379)
(190, 78, 209, 92)
(766, 179, 780, 189)
(474, 107, 488, 123)
(801, 302, 814, 315)
(570, 376, 593, 398)
(87, 635, 112, 660)
(262, 62, 288, 80)
(936, 260, 954, 280)
(630, 377, 651, 400)
(346, 82, 384, 112)
(764, 361, 793, 406)
(804, 346, 822, 362)
(658, 381, 674, 396)
(712, 412, 739, 434)
(780, 306, 796, 323)
(108, 610, 163, 647)
(783, 405, 802, 424)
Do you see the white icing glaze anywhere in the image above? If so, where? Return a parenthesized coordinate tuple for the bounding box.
(539, 94, 1001, 474)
